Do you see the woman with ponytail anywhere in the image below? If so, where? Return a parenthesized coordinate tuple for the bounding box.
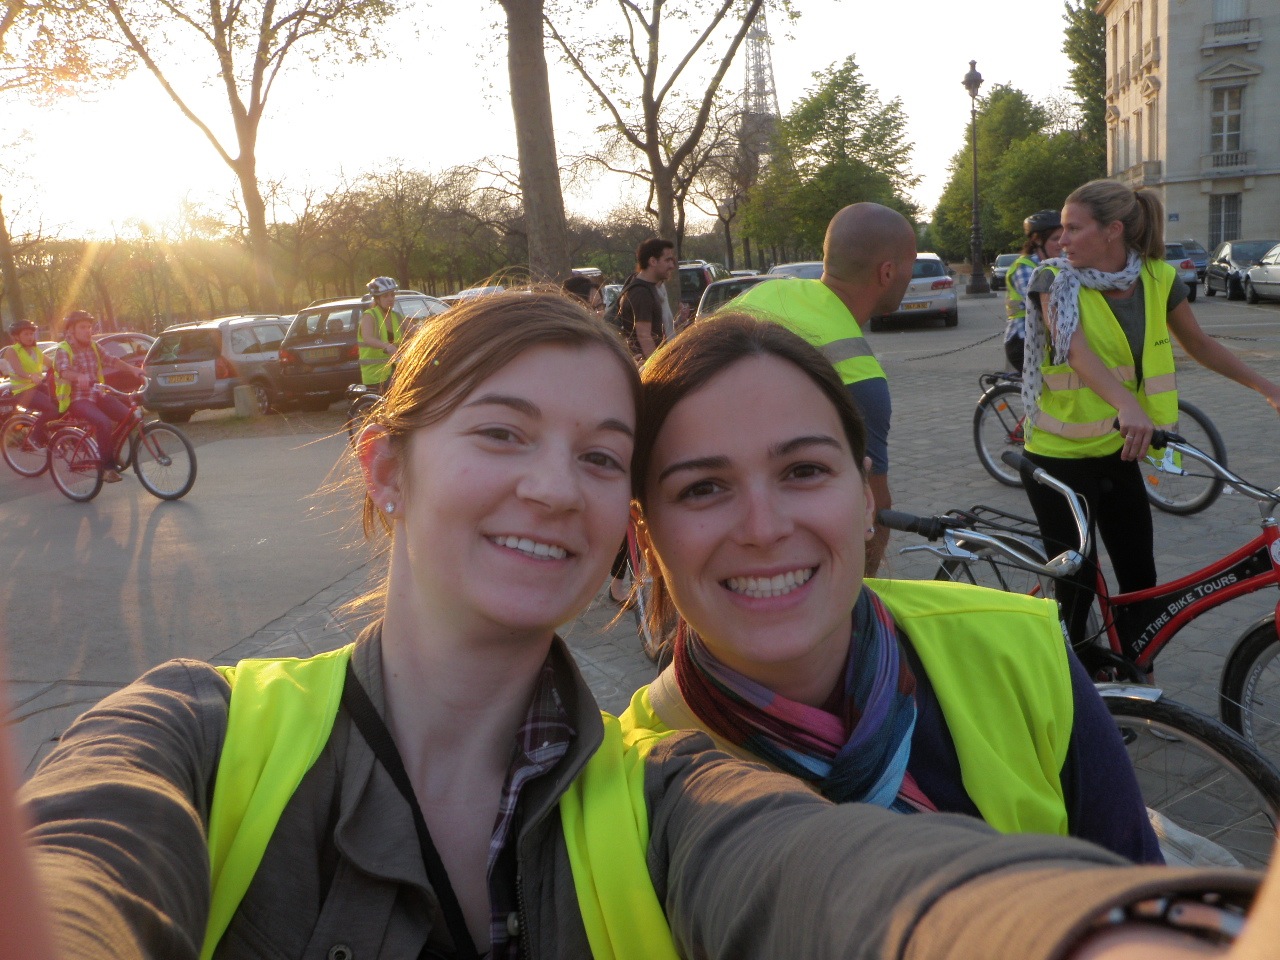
(1021, 180, 1280, 646)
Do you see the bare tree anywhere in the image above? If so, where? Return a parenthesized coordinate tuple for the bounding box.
(495, 0, 571, 281)
(544, 0, 774, 249)
(95, 0, 396, 311)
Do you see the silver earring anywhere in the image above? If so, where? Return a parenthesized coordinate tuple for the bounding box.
(385, 502, 395, 515)
(867, 525, 875, 536)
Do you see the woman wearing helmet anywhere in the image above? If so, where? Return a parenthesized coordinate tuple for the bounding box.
(358, 277, 403, 393)
(1003, 210, 1063, 372)
(2, 321, 56, 441)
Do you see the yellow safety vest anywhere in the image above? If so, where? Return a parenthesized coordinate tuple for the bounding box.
(621, 578, 1073, 838)
(735, 278, 887, 386)
(7, 343, 47, 395)
(1005, 255, 1039, 322)
(1026, 259, 1178, 458)
(53, 340, 104, 413)
(358, 306, 403, 386)
(204, 646, 679, 960)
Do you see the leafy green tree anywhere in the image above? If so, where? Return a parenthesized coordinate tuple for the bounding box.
(1063, 0, 1106, 174)
(740, 56, 918, 258)
(988, 131, 1099, 238)
(930, 85, 1047, 262)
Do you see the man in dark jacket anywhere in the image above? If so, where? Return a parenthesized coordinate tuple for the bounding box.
(617, 237, 677, 360)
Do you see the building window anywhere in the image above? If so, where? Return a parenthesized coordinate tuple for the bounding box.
(1110, 127, 1119, 175)
(1213, 0, 1246, 23)
(1135, 110, 1144, 164)
(1121, 119, 1130, 170)
(1209, 194, 1241, 248)
(1148, 100, 1158, 158)
(1210, 87, 1243, 154)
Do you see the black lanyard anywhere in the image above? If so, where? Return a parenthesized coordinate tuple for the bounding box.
(342, 663, 482, 960)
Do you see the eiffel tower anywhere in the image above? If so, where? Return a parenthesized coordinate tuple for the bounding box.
(739, 6, 781, 179)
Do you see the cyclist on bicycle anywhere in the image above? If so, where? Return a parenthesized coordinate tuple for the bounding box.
(357, 276, 402, 394)
(53, 311, 138, 483)
(1, 321, 55, 443)
(1003, 210, 1063, 373)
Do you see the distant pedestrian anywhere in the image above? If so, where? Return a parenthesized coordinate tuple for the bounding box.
(615, 238, 677, 360)
(1003, 210, 1064, 373)
(358, 277, 403, 393)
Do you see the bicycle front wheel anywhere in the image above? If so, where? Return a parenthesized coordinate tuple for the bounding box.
(1141, 400, 1226, 516)
(48, 429, 103, 502)
(1, 414, 49, 477)
(1220, 617, 1280, 770)
(1105, 691, 1280, 869)
(132, 422, 196, 500)
(972, 383, 1026, 487)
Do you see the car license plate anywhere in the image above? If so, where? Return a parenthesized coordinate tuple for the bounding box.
(165, 373, 197, 384)
(309, 347, 341, 362)
(902, 302, 928, 310)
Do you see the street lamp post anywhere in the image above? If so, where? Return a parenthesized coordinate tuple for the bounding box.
(962, 60, 990, 295)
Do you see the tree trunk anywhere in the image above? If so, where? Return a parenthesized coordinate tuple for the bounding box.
(0, 196, 25, 335)
(234, 158, 278, 312)
(499, 0, 570, 282)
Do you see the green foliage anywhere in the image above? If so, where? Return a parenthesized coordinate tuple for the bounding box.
(739, 56, 918, 256)
(1062, 0, 1107, 167)
(930, 84, 1098, 263)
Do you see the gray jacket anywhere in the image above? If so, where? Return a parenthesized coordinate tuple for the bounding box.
(21, 635, 1257, 959)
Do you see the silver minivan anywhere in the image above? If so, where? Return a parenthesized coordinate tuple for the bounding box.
(143, 314, 292, 423)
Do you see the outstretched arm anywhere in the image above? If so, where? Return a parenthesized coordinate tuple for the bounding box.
(1167, 302, 1280, 415)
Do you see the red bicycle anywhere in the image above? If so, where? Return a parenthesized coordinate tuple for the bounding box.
(43, 381, 197, 502)
(926, 435, 1280, 770)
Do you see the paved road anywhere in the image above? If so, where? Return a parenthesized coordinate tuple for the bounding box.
(3, 291, 1278, 776)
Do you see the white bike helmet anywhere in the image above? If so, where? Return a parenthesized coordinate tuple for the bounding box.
(366, 276, 398, 297)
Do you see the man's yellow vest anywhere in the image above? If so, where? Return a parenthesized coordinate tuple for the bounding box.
(735, 278, 887, 386)
(358, 306, 403, 386)
(1005, 255, 1038, 322)
(1026, 259, 1178, 458)
(203, 646, 679, 960)
(7, 343, 47, 395)
(621, 578, 1074, 837)
(53, 340, 104, 413)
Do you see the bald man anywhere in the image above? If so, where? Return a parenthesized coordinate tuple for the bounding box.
(735, 203, 917, 574)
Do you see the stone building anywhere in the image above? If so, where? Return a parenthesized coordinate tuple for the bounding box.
(1098, 0, 1278, 248)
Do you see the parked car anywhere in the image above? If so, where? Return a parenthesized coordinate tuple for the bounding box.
(143, 316, 291, 422)
(279, 291, 449, 409)
(989, 253, 1019, 292)
(1205, 239, 1279, 300)
(729, 268, 760, 277)
(601, 283, 623, 311)
(693, 274, 774, 320)
(1163, 242, 1199, 302)
(678, 260, 732, 311)
(1244, 242, 1280, 304)
(869, 252, 958, 330)
(766, 261, 824, 280)
(1181, 239, 1209, 281)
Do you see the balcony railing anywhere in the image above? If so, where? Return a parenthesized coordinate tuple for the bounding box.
(1122, 161, 1163, 186)
(1143, 36, 1160, 68)
(1120, 62, 1130, 88)
(1106, 73, 1116, 96)
(1202, 18, 1261, 54)
(1130, 52, 1142, 75)
(1201, 150, 1255, 173)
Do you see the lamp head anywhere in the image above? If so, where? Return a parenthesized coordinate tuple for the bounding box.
(962, 60, 983, 100)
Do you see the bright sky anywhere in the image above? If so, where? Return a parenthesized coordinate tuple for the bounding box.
(4, 0, 1076, 239)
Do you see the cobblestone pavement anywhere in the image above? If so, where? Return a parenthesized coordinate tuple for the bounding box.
(9, 296, 1279, 774)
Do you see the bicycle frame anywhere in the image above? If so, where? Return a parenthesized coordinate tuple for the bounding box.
(1093, 519, 1280, 672)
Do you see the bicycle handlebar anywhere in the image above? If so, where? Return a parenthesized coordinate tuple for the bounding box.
(91, 379, 149, 403)
(878, 505, 1082, 579)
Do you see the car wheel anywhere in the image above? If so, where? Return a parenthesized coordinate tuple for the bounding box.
(943, 309, 958, 328)
(1245, 279, 1260, 304)
(249, 381, 273, 416)
(1186, 283, 1197, 303)
(1205, 278, 1217, 297)
(158, 409, 193, 424)
(868, 317, 885, 333)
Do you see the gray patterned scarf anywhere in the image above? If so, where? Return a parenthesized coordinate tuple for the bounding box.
(1022, 250, 1144, 423)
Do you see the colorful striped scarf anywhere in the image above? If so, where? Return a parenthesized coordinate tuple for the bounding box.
(674, 587, 934, 812)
